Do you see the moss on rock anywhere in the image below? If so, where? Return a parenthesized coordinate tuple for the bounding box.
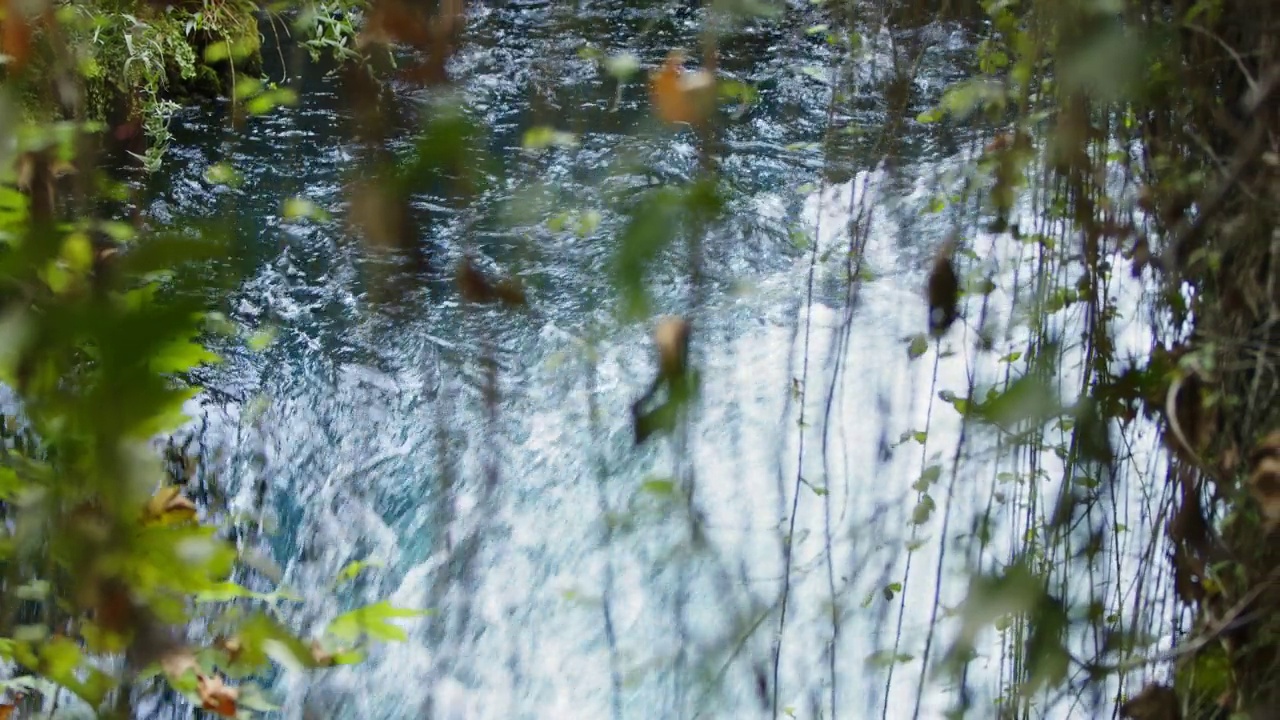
(54, 0, 270, 168)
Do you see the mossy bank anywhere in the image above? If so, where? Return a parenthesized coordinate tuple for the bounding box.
(4, 0, 362, 171)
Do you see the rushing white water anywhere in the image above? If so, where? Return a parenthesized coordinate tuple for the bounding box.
(133, 5, 1179, 719)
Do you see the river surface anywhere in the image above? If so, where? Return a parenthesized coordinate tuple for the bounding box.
(133, 2, 1168, 719)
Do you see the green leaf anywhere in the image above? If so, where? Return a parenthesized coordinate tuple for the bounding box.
(913, 465, 942, 492)
(546, 211, 569, 232)
(718, 79, 758, 106)
(41, 635, 80, 679)
(203, 163, 242, 187)
(0, 466, 20, 500)
(41, 263, 71, 293)
(98, 220, 136, 243)
(14, 580, 50, 600)
(233, 78, 264, 101)
(790, 228, 811, 250)
(882, 582, 903, 601)
(866, 650, 914, 667)
(640, 477, 676, 496)
(194, 582, 300, 604)
(974, 373, 1060, 431)
(37, 635, 110, 705)
(246, 88, 299, 116)
(334, 559, 384, 586)
(603, 53, 640, 80)
(204, 41, 232, 63)
(911, 495, 936, 525)
(612, 187, 683, 321)
(262, 639, 309, 675)
(331, 648, 365, 665)
(127, 386, 201, 439)
(247, 327, 276, 352)
(282, 197, 330, 223)
(325, 601, 432, 643)
(232, 612, 316, 672)
(575, 209, 602, 237)
(939, 390, 969, 414)
(896, 429, 928, 447)
(946, 559, 1046, 673)
(938, 79, 1006, 120)
(14, 626, 47, 643)
(62, 232, 94, 272)
(203, 35, 258, 64)
(151, 338, 220, 375)
(522, 126, 578, 151)
(907, 333, 930, 360)
(916, 106, 945, 124)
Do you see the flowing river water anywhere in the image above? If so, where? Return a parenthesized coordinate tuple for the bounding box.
(129, 2, 1171, 718)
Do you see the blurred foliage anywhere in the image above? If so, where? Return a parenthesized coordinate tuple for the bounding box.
(0, 1, 428, 717)
(908, 0, 1280, 716)
(0, 0, 1276, 716)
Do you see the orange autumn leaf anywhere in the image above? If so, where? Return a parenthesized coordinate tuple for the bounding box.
(197, 674, 239, 718)
(649, 51, 687, 122)
(0, 703, 15, 720)
(649, 50, 716, 126)
(0, 0, 32, 71)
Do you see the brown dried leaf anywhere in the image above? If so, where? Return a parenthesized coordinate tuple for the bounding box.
(1249, 430, 1280, 530)
(1119, 683, 1181, 720)
(455, 257, 526, 307)
(92, 578, 139, 635)
(984, 132, 1015, 154)
(654, 316, 690, 378)
(1251, 430, 1280, 464)
(1130, 236, 1153, 276)
(1218, 443, 1240, 477)
(347, 181, 416, 251)
(1164, 371, 1215, 467)
(926, 236, 959, 338)
(197, 675, 239, 718)
(1170, 548, 1204, 604)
